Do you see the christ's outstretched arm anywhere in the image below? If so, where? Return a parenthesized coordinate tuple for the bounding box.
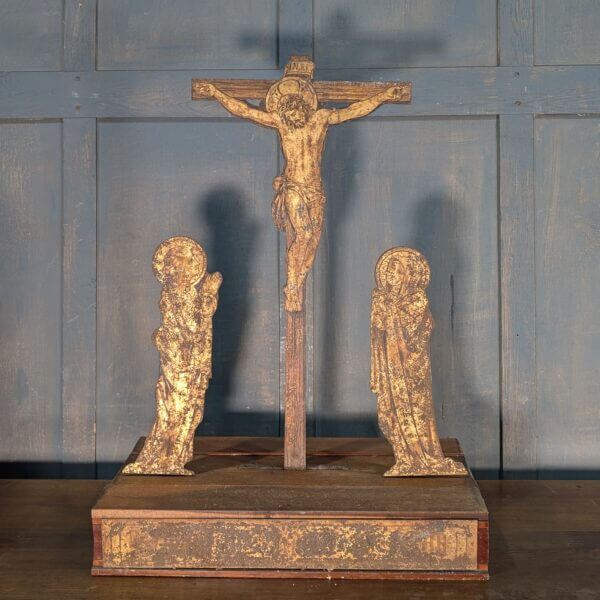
(327, 85, 405, 124)
(197, 83, 278, 128)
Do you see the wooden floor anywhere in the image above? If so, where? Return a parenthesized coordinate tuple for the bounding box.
(0, 479, 599, 599)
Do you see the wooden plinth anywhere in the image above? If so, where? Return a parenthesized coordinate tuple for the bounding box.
(284, 311, 306, 470)
(91, 437, 488, 580)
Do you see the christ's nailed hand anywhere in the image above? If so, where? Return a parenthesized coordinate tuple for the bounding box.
(196, 82, 216, 97)
(386, 85, 404, 101)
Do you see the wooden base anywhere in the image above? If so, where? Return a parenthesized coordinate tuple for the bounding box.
(284, 311, 306, 470)
(91, 437, 489, 580)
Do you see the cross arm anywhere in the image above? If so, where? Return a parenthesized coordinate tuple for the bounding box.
(192, 79, 412, 103)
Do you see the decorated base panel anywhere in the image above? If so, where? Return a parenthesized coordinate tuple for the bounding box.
(91, 437, 489, 580)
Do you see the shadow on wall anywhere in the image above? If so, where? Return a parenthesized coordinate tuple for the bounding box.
(317, 117, 365, 436)
(194, 186, 259, 435)
(411, 192, 497, 478)
(240, 8, 445, 70)
(238, 7, 445, 439)
(311, 19, 445, 434)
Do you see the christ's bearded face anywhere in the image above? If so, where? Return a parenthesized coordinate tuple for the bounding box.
(278, 95, 312, 129)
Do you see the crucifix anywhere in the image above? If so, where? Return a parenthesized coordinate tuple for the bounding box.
(192, 56, 412, 469)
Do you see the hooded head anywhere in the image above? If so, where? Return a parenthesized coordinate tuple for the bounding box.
(375, 247, 430, 292)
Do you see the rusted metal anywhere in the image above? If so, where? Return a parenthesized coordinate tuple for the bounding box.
(371, 247, 468, 476)
(122, 237, 221, 476)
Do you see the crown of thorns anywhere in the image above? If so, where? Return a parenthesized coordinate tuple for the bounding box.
(277, 94, 312, 114)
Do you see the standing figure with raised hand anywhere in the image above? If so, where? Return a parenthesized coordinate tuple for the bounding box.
(370, 247, 467, 477)
(123, 236, 222, 476)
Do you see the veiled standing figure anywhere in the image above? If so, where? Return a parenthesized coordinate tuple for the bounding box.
(123, 236, 222, 476)
(370, 247, 467, 477)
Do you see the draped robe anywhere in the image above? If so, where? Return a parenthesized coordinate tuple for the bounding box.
(123, 273, 219, 475)
(371, 287, 466, 476)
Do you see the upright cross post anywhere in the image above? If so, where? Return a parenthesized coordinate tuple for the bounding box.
(284, 221, 306, 469)
(192, 56, 411, 469)
(285, 308, 306, 467)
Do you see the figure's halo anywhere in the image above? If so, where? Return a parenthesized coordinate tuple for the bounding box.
(152, 236, 207, 284)
(265, 76, 318, 113)
(375, 246, 430, 289)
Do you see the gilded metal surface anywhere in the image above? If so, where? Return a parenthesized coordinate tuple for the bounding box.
(101, 518, 478, 571)
(194, 55, 407, 313)
(371, 247, 468, 477)
(123, 237, 221, 476)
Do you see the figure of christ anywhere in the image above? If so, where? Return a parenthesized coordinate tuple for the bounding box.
(196, 77, 405, 312)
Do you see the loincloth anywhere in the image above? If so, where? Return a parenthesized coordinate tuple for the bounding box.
(271, 176, 326, 231)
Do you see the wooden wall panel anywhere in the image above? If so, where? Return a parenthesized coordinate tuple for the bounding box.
(313, 117, 500, 475)
(314, 0, 497, 68)
(0, 122, 62, 472)
(63, 0, 97, 72)
(96, 120, 280, 475)
(498, 3, 536, 478)
(0, 0, 599, 478)
(535, 0, 600, 65)
(498, 0, 533, 66)
(499, 115, 536, 478)
(6, 67, 600, 119)
(278, 0, 313, 66)
(61, 119, 97, 477)
(0, 0, 63, 71)
(97, 0, 278, 70)
(534, 117, 600, 476)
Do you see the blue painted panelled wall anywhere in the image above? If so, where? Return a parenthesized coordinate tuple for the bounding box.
(0, 0, 598, 478)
